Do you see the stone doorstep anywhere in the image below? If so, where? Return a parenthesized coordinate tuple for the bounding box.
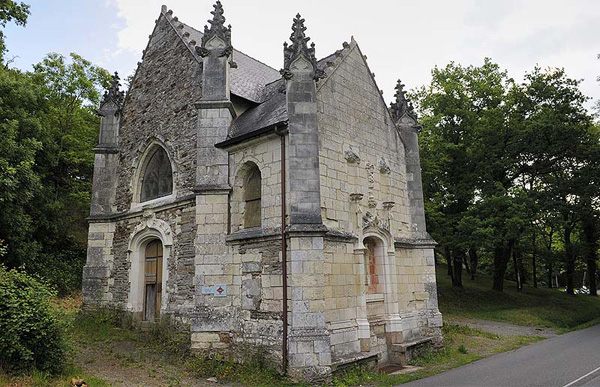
(391, 336, 434, 354)
(330, 353, 379, 373)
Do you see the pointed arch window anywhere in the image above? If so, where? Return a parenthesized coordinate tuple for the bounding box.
(141, 147, 173, 202)
(244, 165, 262, 228)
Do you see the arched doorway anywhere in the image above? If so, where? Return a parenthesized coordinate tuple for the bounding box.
(364, 236, 384, 295)
(144, 239, 163, 321)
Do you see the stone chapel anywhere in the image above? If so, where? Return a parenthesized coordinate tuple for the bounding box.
(83, 1, 442, 381)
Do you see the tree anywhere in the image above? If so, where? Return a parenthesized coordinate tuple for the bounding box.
(0, 1, 30, 63)
(0, 53, 110, 293)
(511, 67, 596, 294)
(416, 59, 510, 288)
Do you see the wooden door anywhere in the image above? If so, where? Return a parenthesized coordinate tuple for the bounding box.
(144, 240, 163, 321)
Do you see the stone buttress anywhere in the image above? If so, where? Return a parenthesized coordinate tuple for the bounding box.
(281, 14, 332, 381)
(82, 73, 124, 308)
(191, 1, 238, 352)
(390, 80, 442, 360)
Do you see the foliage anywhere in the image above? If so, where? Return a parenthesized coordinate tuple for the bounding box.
(414, 59, 600, 293)
(0, 54, 110, 294)
(0, 265, 66, 375)
(0, 0, 29, 62)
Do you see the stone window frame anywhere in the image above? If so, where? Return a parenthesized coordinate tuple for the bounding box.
(230, 160, 263, 233)
(130, 139, 178, 211)
(126, 215, 173, 317)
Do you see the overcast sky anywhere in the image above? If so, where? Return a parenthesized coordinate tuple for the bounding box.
(5, 0, 600, 110)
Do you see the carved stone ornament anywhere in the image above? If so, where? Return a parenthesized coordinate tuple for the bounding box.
(100, 72, 125, 110)
(349, 193, 364, 202)
(365, 162, 377, 208)
(344, 146, 361, 164)
(197, 1, 232, 58)
(378, 157, 391, 174)
(383, 201, 395, 211)
(362, 211, 390, 231)
(129, 211, 174, 248)
(389, 79, 418, 122)
(281, 13, 326, 81)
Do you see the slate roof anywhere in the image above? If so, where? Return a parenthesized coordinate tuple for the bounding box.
(179, 23, 281, 103)
(226, 79, 287, 142)
(170, 13, 344, 145)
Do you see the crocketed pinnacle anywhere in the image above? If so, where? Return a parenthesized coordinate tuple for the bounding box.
(281, 13, 324, 80)
(101, 72, 125, 109)
(390, 80, 417, 121)
(198, 0, 232, 56)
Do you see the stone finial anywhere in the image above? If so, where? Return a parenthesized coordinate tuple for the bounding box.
(100, 72, 125, 110)
(390, 79, 417, 122)
(197, 1, 232, 57)
(281, 13, 325, 81)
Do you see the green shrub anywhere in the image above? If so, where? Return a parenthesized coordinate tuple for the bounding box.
(0, 265, 66, 374)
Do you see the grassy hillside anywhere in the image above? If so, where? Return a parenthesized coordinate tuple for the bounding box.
(436, 264, 600, 330)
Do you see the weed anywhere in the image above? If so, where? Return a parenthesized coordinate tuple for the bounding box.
(457, 345, 468, 354)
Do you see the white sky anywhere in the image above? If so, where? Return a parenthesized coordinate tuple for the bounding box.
(7, 0, 600, 110)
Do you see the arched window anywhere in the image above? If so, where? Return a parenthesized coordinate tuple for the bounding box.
(243, 164, 261, 228)
(364, 237, 383, 294)
(141, 147, 173, 202)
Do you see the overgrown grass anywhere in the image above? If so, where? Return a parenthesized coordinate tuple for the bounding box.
(436, 264, 600, 329)
(184, 353, 306, 387)
(332, 323, 542, 387)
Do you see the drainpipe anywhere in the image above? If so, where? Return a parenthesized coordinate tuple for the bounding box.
(277, 128, 288, 374)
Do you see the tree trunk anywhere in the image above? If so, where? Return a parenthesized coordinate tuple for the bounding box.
(463, 255, 471, 274)
(492, 240, 513, 292)
(452, 250, 463, 288)
(564, 227, 575, 295)
(444, 246, 454, 279)
(513, 245, 522, 292)
(532, 231, 538, 288)
(469, 247, 478, 280)
(583, 216, 598, 297)
(547, 258, 553, 289)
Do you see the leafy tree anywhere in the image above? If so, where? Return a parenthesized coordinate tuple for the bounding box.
(511, 67, 596, 294)
(416, 59, 511, 288)
(0, 65, 44, 269)
(0, 53, 109, 293)
(0, 0, 29, 63)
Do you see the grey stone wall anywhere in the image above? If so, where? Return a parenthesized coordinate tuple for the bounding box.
(316, 43, 412, 239)
(114, 14, 201, 212)
(109, 203, 196, 321)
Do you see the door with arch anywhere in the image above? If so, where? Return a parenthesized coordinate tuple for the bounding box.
(144, 239, 163, 321)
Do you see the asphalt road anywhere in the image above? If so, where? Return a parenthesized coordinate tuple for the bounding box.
(402, 323, 600, 387)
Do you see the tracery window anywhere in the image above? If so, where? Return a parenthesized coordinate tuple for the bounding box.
(243, 165, 261, 228)
(141, 147, 173, 202)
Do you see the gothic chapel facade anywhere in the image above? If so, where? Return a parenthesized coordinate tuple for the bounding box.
(83, 2, 442, 381)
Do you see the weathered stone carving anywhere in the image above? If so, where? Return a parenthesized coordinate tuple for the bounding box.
(362, 211, 390, 231)
(281, 14, 325, 81)
(196, 1, 232, 58)
(100, 72, 125, 110)
(365, 162, 377, 208)
(378, 156, 391, 174)
(349, 193, 364, 202)
(389, 79, 417, 122)
(128, 211, 173, 248)
(344, 146, 361, 164)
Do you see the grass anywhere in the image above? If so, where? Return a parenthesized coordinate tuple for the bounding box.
(436, 264, 600, 330)
(332, 323, 543, 387)
(3, 267, 600, 386)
